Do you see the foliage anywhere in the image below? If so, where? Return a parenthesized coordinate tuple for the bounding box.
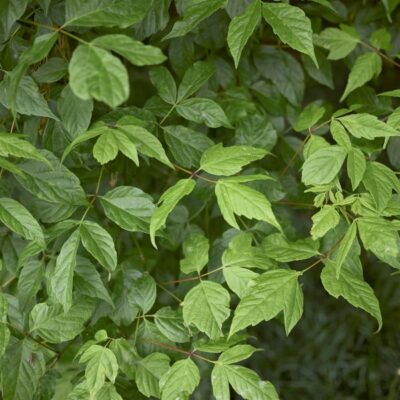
(0, 0, 400, 399)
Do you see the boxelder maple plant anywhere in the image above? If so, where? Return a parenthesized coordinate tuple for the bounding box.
(0, 0, 400, 399)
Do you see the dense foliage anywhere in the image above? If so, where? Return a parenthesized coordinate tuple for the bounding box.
(1, 0, 400, 398)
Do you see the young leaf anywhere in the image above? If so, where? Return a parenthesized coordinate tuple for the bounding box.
(154, 307, 190, 343)
(97, 384, 123, 400)
(93, 132, 119, 164)
(183, 281, 231, 339)
(69, 45, 129, 108)
(50, 228, 80, 312)
(80, 345, 119, 395)
(321, 259, 382, 330)
(335, 222, 358, 278)
(215, 180, 282, 231)
(180, 233, 209, 274)
(159, 358, 200, 400)
(230, 269, 303, 336)
(347, 148, 366, 190)
(310, 206, 340, 240)
(330, 119, 352, 151)
(302, 145, 347, 186)
(80, 221, 117, 272)
(219, 344, 258, 365)
(224, 266, 259, 298)
(130, 274, 157, 313)
(0, 197, 44, 245)
(262, 3, 317, 66)
(317, 26, 360, 59)
(293, 102, 325, 132)
(200, 143, 267, 176)
(164, 0, 227, 39)
(228, 0, 261, 68)
(340, 52, 382, 101)
(149, 67, 177, 105)
(150, 178, 196, 247)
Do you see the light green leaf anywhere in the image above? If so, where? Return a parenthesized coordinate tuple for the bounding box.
(293, 102, 325, 132)
(154, 307, 190, 343)
(1, 339, 46, 400)
(149, 67, 177, 104)
(150, 178, 196, 247)
(93, 132, 119, 164)
(100, 186, 154, 233)
(310, 206, 340, 240)
(112, 130, 139, 165)
(69, 44, 129, 108)
(212, 364, 279, 400)
(80, 221, 117, 272)
(65, 0, 150, 28)
(263, 233, 320, 262)
(92, 34, 166, 66)
(224, 266, 259, 298)
(330, 119, 352, 151)
(338, 113, 400, 140)
(321, 259, 382, 330)
(80, 345, 119, 395)
(347, 147, 366, 190)
(230, 269, 303, 336)
(303, 135, 330, 159)
(219, 344, 258, 365)
(180, 233, 209, 274)
(335, 222, 358, 278)
(97, 384, 122, 400)
(163, 125, 214, 168)
(183, 281, 230, 339)
(176, 98, 232, 128)
(215, 180, 281, 231)
(50, 229, 80, 312)
(29, 298, 96, 343)
(317, 25, 360, 60)
(136, 353, 170, 398)
(262, 2, 317, 66)
(130, 274, 156, 313)
(0, 198, 44, 245)
(340, 52, 382, 101)
(302, 145, 347, 186)
(177, 61, 216, 101)
(159, 358, 200, 400)
(164, 0, 227, 39)
(116, 116, 173, 167)
(0, 293, 10, 358)
(17, 259, 44, 311)
(200, 143, 267, 176)
(228, 0, 261, 68)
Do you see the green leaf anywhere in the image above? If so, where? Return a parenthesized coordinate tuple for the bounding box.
(97, 384, 122, 400)
(212, 364, 279, 400)
(337, 113, 400, 140)
(130, 274, 156, 313)
(50, 228, 80, 312)
(293, 102, 325, 132)
(335, 222, 358, 278)
(321, 259, 382, 330)
(154, 307, 190, 343)
(149, 67, 177, 104)
(200, 143, 267, 176)
(69, 44, 129, 108)
(224, 266, 259, 298)
(183, 280, 231, 339)
(215, 179, 281, 231)
(116, 116, 173, 167)
(29, 298, 96, 343)
(228, 0, 261, 68)
(340, 52, 382, 101)
(317, 25, 360, 60)
(0, 133, 49, 164)
(164, 0, 227, 39)
(163, 125, 214, 168)
(65, 0, 150, 28)
(17, 259, 44, 311)
(150, 178, 196, 247)
(262, 3, 317, 66)
(219, 344, 258, 364)
(0, 0, 28, 43)
(0, 198, 44, 245)
(1, 339, 46, 400)
(80, 221, 117, 272)
(180, 233, 209, 274)
(177, 60, 216, 101)
(136, 353, 170, 398)
(357, 217, 400, 269)
(330, 119, 352, 151)
(176, 98, 232, 128)
(310, 206, 340, 240)
(230, 269, 303, 336)
(159, 358, 200, 400)
(263, 233, 320, 262)
(100, 186, 154, 233)
(80, 344, 119, 395)
(302, 145, 347, 186)
(33, 57, 68, 83)
(92, 34, 166, 66)
(93, 132, 119, 164)
(0, 293, 10, 358)
(347, 148, 366, 190)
